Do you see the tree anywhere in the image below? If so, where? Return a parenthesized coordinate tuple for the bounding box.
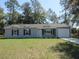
(5, 0, 20, 24)
(6, 11, 20, 25)
(60, 0, 79, 25)
(47, 9, 58, 24)
(0, 7, 4, 28)
(30, 0, 46, 24)
(0, 7, 5, 35)
(60, 0, 69, 24)
(21, 2, 34, 24)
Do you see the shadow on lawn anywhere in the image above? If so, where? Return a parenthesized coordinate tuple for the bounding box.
(49, 42, 79, 59)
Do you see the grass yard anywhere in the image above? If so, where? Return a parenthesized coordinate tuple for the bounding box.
(0, 38, 79, 59)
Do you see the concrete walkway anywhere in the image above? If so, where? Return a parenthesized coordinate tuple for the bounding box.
(62, 38, 79, 44)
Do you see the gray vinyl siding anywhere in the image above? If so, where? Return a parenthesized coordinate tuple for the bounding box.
(4, 27, 70, 38)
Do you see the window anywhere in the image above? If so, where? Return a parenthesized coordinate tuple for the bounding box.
(42, 29, 52, 35)
(45, 29, 51, 33)
(24, 29, 31, 35)
(12, 29, 19, 36)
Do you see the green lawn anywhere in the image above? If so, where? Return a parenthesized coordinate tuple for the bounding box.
(0, 38, 78, 59)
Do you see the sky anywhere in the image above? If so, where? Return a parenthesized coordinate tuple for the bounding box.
(0, 0, 62, 16)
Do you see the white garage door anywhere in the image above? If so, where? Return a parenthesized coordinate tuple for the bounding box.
(57, 28, 70, 38)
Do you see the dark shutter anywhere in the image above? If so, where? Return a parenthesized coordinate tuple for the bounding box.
(17, 30, 19, 35)
(51, 29, 52, 34)
(42, 29, 44, 35)
(53, 29, 56, 36)
(12, 29, 13, 36)
(29, 29, 31, 35)
(24, 29, 25, 35)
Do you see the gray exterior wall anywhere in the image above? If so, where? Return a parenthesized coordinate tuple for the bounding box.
(57, 28, 70, 38)
(4, 27, 70, 38)
(4, 28, 42, 38)
(4, 29, 12, 38)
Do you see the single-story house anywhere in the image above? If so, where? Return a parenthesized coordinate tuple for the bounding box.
(4, 24, 71, 38)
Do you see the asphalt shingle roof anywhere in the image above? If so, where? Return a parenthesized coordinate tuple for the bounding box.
(4, 24, 70, 29)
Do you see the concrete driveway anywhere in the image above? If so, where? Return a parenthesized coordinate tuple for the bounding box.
(62, 38, 79, 44)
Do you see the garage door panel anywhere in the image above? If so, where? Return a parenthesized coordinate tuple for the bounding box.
(57, 28, 70, 38)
